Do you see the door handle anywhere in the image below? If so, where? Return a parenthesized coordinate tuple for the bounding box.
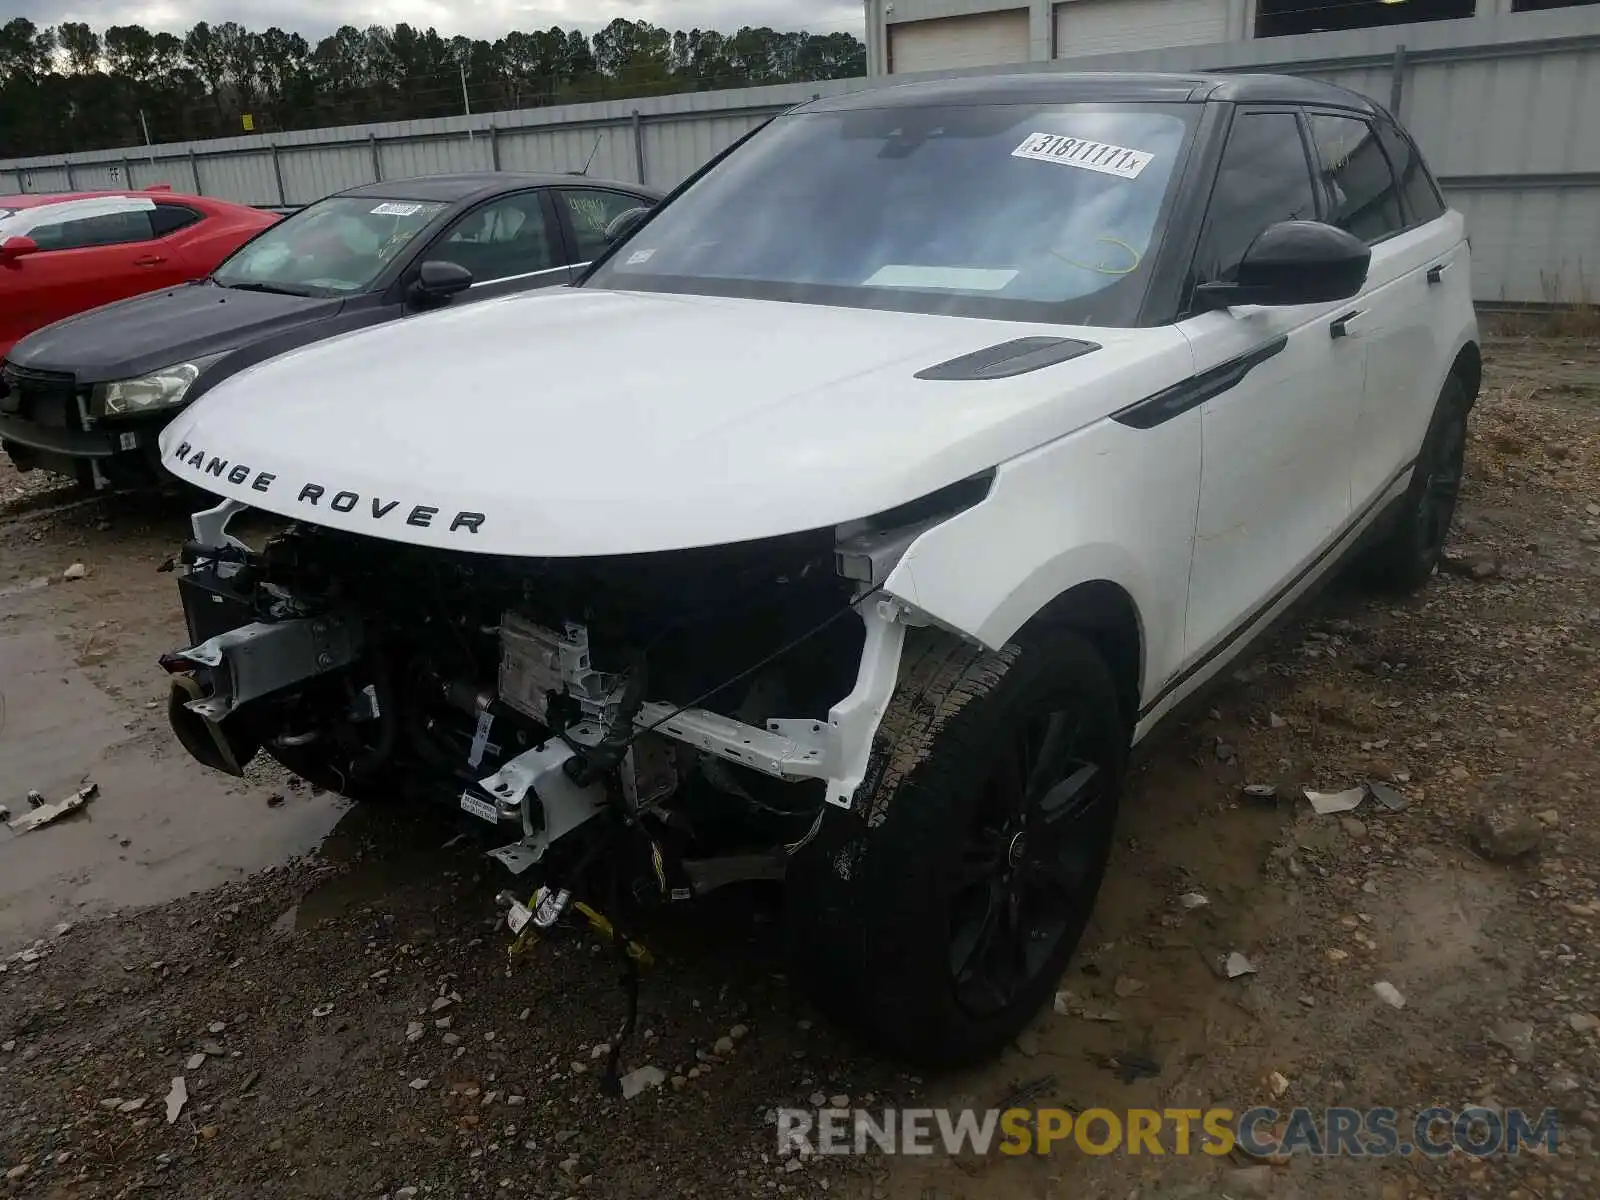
(133, 254, 167, 267)
(1330, 309, 1365, 339)
(1426, 262, 1452, 285)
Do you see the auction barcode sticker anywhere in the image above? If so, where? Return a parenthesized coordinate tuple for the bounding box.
(371, 202, 424, 216)
(1011, 132, 1153, 179)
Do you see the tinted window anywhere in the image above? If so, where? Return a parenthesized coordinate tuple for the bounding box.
(585, 105, 1195, 325)
(432, 192, 557, 283)
(1195, 112, 1319, 285)
(1308, 114, 1406, 243)
(559, 189, 649, 262)
(212, 196, 445, 296)
(30, 209, 154, 250)
(150, 204, 203, 237)
(1375, 119, 1445, 224)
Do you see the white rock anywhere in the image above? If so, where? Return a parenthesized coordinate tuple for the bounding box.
(829, 1094, 850, 1109)
(312, 1003, 334, 1018)
(62, 562, 87, 581)
(406, 1022, 425, 1043)
(409, 1078, 430, 1090)
(1178, 892, 1209, 909)
(1373, 981, 1406, 1009)
(714, 1036, 735, 1055)
(118, 1098, 145, 1114)
(591, 1043, 610, 1060)
(1269, 1071, 1290, 1097)
(431, 995, 454, 1012)
(730, 1024, 749, 1041)
(186, 1053, 206, 1072)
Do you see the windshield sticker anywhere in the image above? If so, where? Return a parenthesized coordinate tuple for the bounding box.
(863, 265, 1018, 292)
(625, 248, 656, 265)
(370, 202, 424, 217)
(1011, 133, 1153, 180)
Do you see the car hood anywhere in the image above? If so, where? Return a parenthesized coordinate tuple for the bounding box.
(160, 287, 1190, 557)
(7, 283, 345, 382)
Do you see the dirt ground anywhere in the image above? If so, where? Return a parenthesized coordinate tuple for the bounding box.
(1, 334, 1597, 1200)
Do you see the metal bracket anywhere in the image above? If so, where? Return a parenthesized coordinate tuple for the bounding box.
(635, 703, 828, 780)
(481, 741, 608, 874)
(823, 597, 907, 809)
(177, 612, 364, 721)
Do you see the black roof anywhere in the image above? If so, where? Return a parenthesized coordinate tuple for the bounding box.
(796, 71, 1380, 114)
(338, 171, 660, 204)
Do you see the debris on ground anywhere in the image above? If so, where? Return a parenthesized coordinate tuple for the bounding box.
(619, 1065, 666, 1099)
(1221, 952, 1258, 979)
(7, 782, 98, 833)
(61, 561, 87, 581)
(1304, 785, 1366, 815)
(1372, 982, 1406, 1010)
(165, 1077, 188, 1124)
(1471, 798, 1546, 860)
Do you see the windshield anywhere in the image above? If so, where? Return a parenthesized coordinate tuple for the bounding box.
(211, 196, 445, 295)
(585, 103, 1194, 325)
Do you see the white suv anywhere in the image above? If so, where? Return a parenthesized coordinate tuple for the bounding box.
(157, 71, 1477, 1067)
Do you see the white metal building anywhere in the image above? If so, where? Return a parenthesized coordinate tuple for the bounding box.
(865, 0, 1596, 75)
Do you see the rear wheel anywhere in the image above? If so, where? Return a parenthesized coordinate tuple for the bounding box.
(786, 628, 1126, 1067)
(1356, 373, 1470, 593)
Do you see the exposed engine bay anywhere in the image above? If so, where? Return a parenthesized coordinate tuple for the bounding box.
(156, 493, 977, 905)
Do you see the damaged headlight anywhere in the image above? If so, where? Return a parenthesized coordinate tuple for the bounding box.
(93, 354, 224, 417)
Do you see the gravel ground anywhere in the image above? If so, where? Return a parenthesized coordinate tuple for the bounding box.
(1, 334, 1597, 1199)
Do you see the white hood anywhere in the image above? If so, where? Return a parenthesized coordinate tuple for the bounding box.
(161, 287, 1185, 556)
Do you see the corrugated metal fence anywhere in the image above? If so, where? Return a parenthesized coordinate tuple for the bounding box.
(3, 7, 1597, 305)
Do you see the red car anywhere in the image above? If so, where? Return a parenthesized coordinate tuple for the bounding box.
(0, 189, 279, 358)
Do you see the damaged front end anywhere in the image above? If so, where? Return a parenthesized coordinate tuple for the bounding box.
(160, 483, 985, 902)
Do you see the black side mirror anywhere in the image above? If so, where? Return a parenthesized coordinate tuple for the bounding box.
(408, 259, 473, 305)
(603, 207, 651, 245)
(1196, 220, 1370, 309)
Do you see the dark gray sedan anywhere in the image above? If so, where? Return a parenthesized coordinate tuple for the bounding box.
(0, 171, 660, 489)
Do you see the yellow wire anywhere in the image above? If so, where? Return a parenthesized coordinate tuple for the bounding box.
(1052, 235, 1142, 276)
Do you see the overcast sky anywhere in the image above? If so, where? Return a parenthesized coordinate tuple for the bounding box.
(17, 1, 866, 40)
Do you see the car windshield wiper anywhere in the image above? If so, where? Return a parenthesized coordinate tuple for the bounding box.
(213, 279, 315, 297)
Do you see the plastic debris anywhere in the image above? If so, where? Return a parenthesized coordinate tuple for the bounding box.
(1365, 780, 1410, 812)
(1305, 786, 1366, 815)
(619, 1064, 666, 1099)
(165, 1077, 187, 1125)
(1373, 981, 1406, 1009)
(1223, 952, 1258, 979)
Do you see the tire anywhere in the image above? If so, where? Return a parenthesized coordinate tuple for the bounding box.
(1355, 372, 1470, 593)
(786, 627, 1127, 1068)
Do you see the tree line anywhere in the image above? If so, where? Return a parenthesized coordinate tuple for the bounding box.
(0, 16, 867, 160)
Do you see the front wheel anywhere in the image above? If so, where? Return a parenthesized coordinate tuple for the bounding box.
(1355, 373, 1470, 593)
(786, 628, 1126, 1067)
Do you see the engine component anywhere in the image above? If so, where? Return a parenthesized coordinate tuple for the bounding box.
(499, 615, 621, 732)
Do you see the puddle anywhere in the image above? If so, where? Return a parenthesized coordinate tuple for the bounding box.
(0, 576, 49, 600)
(0, 627, 345, 950)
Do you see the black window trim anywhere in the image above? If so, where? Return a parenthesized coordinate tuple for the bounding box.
(399, 187, 565, 293)
(1174, 102, 1324, 321)
(1303, 104, 1435, 247)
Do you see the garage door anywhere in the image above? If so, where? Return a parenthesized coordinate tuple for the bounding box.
(1054, 0, 1229, 59)
(889, 9, 1031, 75)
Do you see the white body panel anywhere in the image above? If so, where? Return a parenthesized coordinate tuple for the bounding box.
(159, 288, 1184, 558)
(1054, 0, 1230, 59)
(888, 9, 1032, 74)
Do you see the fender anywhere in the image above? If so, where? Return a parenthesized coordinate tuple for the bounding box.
(883, 393, 1203, 715)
